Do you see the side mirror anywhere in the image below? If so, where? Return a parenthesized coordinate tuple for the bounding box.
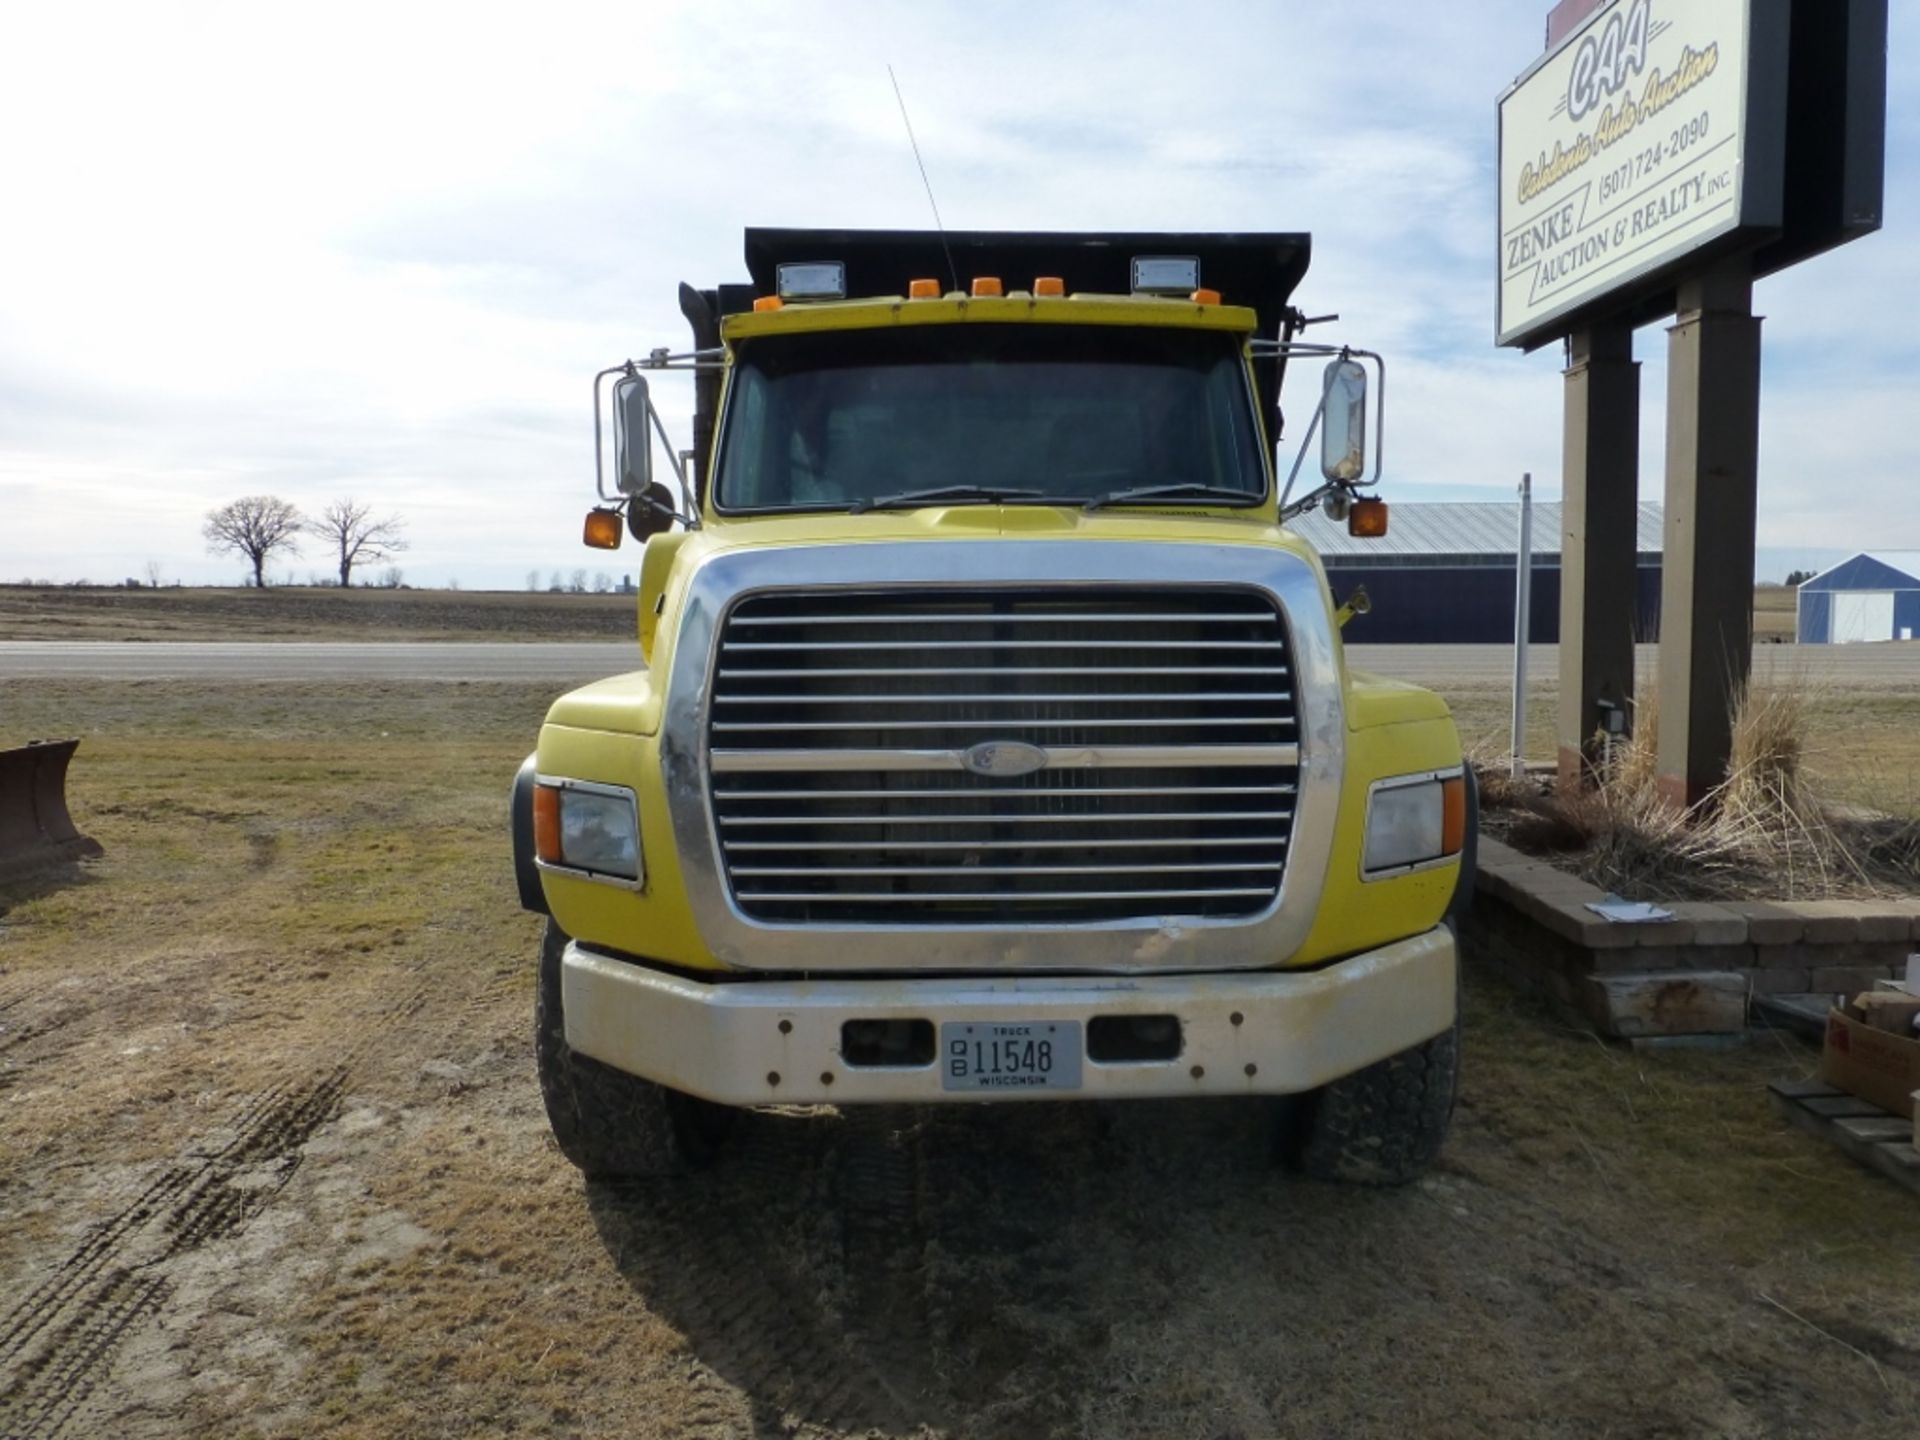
(1320, 359, 1367, 483)
(627, 482, 678, 542)
(613, 375, 653, 494)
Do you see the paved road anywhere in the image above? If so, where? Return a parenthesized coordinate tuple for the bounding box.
(3, 639, 1918, 686)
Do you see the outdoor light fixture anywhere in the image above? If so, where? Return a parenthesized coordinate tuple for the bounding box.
(1130, 256, 1201, 295)
(775, 261, 847, 301)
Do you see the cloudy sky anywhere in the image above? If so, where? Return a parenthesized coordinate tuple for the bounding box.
(1, 0, 1912, 589)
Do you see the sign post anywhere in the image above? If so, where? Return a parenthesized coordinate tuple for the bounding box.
(1655, 261, 1762, 807)
(1557, 324, 1641, 787)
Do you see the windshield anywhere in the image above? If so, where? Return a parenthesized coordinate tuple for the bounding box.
(714, 324, 1266, 512)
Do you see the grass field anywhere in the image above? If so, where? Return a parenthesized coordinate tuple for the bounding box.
(1, 678, 1918, 1437)
(0, 585, 636, 642)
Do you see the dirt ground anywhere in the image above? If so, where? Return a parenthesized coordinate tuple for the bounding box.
(3, 681, 1919, 1439)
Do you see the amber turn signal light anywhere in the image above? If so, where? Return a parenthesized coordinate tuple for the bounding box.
(1190, 287, 1221, 306)
(1033, 276, 1065, 297)
(532, 783, 562, 865)
(752, 295, 783, 312)
(583, 508, 624, 550)
(1440, 774, 1468, 857)
(971, 276, 1003, 298)
(908, 278, 940, 299)
(1348, 498, 1389, 538)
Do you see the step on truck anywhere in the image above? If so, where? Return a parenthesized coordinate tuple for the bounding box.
(511, 229, 1475, 1185)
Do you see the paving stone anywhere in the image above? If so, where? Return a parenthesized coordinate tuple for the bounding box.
(1666, 901, 1748, 946)
(1791, 901, 1864, 944)
(1585, 970, 1747, 1038)
(1853, 910, 1914, 944)
(1807, 965, 1899, 1001)
(1725, 901, 1805, 945)
(1741, 965, 1813, 995)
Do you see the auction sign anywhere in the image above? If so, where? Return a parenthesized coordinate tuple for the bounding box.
(1497, 0, 1788, 347)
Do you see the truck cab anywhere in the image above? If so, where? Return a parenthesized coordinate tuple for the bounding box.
(512, 229, 1471, 1185)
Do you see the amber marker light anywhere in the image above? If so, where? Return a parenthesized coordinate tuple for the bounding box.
(908, 278, 940, 299)
(583, 508, 623, 550)
(1348, 498, 1389, 538)
(752, 295, 783, 312)
(1190, 287, 1222, 305)
(1441, 774, 1468, 857)
(1033, 276, 1065, 297)
(970, 276, 1003, 297)
(532, 784, 562, 865)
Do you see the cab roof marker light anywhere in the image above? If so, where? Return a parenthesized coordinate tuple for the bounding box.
(752, 295, 783, 312)
(971, 276, 1003, 298)
(908, 278, 940, 299)
(1033, 276, 1065, 297)
(1190, 287, 1222, 306)
(1131, 255, 1201, 295)
(775, 261, 846, 300)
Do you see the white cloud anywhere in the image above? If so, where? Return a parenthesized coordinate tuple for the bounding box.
(0, 0, 1913, 587)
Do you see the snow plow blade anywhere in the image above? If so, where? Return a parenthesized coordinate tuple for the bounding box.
(0, 739, 104, 884)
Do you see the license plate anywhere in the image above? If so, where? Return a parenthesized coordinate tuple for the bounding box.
(940, 1021, 1082, 1092)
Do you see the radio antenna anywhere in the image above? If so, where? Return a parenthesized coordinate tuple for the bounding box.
(887, 64, 958, 295)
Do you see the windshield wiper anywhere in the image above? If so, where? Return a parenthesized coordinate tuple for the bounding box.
(848, 484, 1045, 514)
(1083, 482, 1259, 512)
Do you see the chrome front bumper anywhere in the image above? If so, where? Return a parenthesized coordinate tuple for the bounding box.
(561, 925, 1456, 1107)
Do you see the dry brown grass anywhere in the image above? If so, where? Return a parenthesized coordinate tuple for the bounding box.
(1480, 681, 1920, 902)
(3, 680, 1920, 1437)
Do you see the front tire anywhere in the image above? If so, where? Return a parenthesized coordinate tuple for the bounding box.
(535, 921, 732, 1178)
(1288, 1020, 1459, 1186)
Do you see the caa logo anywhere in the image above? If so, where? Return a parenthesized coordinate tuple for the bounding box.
(1567, 0, 1652, 122)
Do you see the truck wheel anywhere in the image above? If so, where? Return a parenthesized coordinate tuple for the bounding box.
(1288, 1020, 1459, 1186)
(535, 920, 732, 1179)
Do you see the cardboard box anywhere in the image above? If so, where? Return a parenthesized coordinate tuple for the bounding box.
(1822, 1007, 1920, 1119)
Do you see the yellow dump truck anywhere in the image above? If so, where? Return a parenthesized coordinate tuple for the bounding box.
(511, 230, 1474, 1185)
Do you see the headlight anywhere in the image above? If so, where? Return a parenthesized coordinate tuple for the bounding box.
(533, 779, 642, 884)
(1363, 771, 1466, 877)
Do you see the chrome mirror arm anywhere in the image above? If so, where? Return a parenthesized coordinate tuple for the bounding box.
(593, 358, 705, 528)
(1252, 341, 1387, 488)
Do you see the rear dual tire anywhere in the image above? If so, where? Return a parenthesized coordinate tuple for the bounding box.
(535, 921, 732, 1179)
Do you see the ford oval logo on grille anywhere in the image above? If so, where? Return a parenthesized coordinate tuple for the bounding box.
(962, 740, 1049, 778)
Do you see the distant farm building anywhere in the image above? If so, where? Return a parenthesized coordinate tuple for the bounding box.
(1288, 500, 1664, 644)
(1795, 552, 1920, 644)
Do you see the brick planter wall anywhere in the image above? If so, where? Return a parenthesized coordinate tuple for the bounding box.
(1463, 837, 1920, 1039)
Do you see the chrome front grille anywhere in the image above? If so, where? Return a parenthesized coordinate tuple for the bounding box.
(705, 587, 1300, 925)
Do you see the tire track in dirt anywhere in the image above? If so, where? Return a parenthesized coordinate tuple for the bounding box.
(588, 1112, 929, 1439)
(829, 1109, 945, 1423)
(0, 975, 434, 1439)
(0, 981, 50, 1015)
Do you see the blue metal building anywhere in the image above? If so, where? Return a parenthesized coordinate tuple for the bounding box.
(1288, 500, 1664, 644)
(1795, 552, 1920, 644)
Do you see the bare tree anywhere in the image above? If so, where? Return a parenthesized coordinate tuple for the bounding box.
(592, 571, 612, 593)
(308, 498, 408, 587)
(378, 566, 405, 589)
(203, 496, 303, 589)
(526, 569, 541, 592)
(568, 568, 589, 594)
(143, 560, 163, 588)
